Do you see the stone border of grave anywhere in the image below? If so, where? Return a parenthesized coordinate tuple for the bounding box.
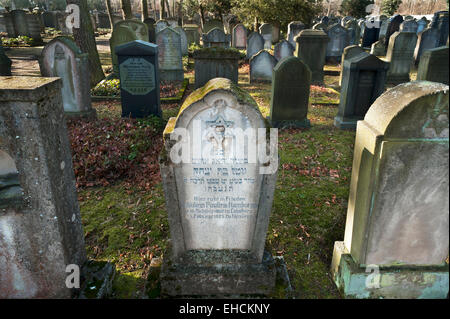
(91, 78, 189, 104)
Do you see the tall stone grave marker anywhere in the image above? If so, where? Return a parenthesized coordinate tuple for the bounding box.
(417, 46, 449, 85)
(287, 21, 305, 47)
(156, 27, 184, 82)
(270, 57, 311, 128)
(432, 11, 449, 46)
(116, 40, 161, 118)
(232, 23, 247, 49)
(183, 24, 201, 45)
(0, 76, 86, 298)
(159, 78, 278, 296)
(339, 45, 365, 86)
(386, 31, 417, 85)
(143, 17, 156, 42)
(385, 14, 404, 49)
(361, 18, 380, 48)
(174, 26, 188, 55)
(39, 36, 95, 119)
(345, 19, 361, 45)
(326, 24, 349, 63)
(413, 27, 440, 65)
(246, 32, 264, 59)
(202, 27, 231, 48)
(331, 81, 449, 299)
(259, 23, 273, 49)
(295, 29, 329, 84)
(334, 52, 389, 129)
(274, 40, 294, 61)
(249, 50, 277, 83)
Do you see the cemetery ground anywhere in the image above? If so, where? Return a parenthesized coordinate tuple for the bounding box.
(3, 34, 420, 299)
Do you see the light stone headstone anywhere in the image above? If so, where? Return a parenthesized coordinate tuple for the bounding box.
(331, 81, 449, 299)
(270, 56, 311, 128)
(249, 50, 277, 83)
(155, 19, 169, 33)
(159, 77, 278, 296)
(0, 76, 86, 298)
(339, 45, 365, 86)
(39, 36, 95, 119)
(202, 27, 231, 48)
(417, 46, 449, 85)
(273, 40, 294, 61)
(156, 26, 184, 82)
(109, 20, 149, 75)
(232, 23, 247, 49)
(326, 23, 349, 63)
(386, 31, 417, 85)
(246, 32, 264, 59)
(370, 38, 387, 56)
(400, 19, 418, 33)
(287, 21, 305, 47)
(259, 23, 273, 49)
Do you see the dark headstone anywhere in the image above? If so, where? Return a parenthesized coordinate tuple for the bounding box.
(413, 27, 440, 65)
(417, 46, 449, 85)
(385, 14, 404, 49)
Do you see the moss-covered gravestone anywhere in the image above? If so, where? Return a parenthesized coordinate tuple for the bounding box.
(269, 57, 311, 128)
(39, 36, 95, 119)
(294, 29, 329, 85)
(116, 40, 161, 118)
(385, 31, 417, 85)
(159, 78, 278, 296)
(0, 76, 86, 298)
(335, 52, 389, 130)
(331, 81, 449, 299)
(417, 46, 449, 85)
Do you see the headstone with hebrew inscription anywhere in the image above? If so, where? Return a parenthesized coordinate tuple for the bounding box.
(116, 40, 161, 118)
(159, 77, 278, 296)
(386, 31, 417, 85)
(156, 27, 184, 82)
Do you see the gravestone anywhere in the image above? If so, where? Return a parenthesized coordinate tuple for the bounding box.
(246, 32, 264, 59)
(400, 19, 418, 33)
(271, 24, 280, 44)
(417, 17, 428, 34)
(270, 56, 311, 128)
(321, 16, 329, 25)
(287, 21, 305, 47)
(184, 24, 200, 45)
(249, 50, 277, 83)
(259, 23, 273, 49)
(432, 11, 449, 46)
(202, 27, 231, 48)
(413, 27, 440, 65)
(110, 20, 149, 75)
(203, 19, 223, 33)
(166, 18, 178, 28)
(331, 81, 449, 299)
(143, 17, 156, 42)
(274, 40, 294, 61)
(97, 12, 111, 28)
(326, 24, 349, 63)
(42, 11, 57, 28)
(345, 19, 361, 45)
(159, 77, 278, 296)
(370, 38, 387, 56)
(378, 16, 389, 39)
(156, 27, 184, 82)
(361, 17, 380, 48)
(232, 23, 247, 49)
(116, 40, 161, 118)
(312, 22, 327, 31)
(0, 76, 86, 298)
(386, 31, 417, 85)
(385, 14, 404, 48)
(417, 46, 449, 85)
(342, 16, 353, 26)
(334, 52, 389, 130)
(39, 36, 95, 119)
(339, 45, 365, 86)
(193, 47, 240, 88)
(174, 26, 188, 55)
(295, 29, 329, 84)
(155, 19, 169, 33)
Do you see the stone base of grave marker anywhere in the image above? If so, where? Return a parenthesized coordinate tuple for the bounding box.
(160, 246, 277, 296)
(331, 242, 449, 299)
(64, 108, 97, 120)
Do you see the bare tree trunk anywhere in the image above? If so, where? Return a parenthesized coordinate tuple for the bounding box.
(66, 0, 104, 87)
(105, 0, 114, 29)
(141, 0, 149, 20)
(154, 0, 157, 19)
(120, 0, 133, 20)
(199, 3, 205, 29)
(178, 0, 183, 25)
(165, 0, 171, 17)
(160, 0, 165, 19)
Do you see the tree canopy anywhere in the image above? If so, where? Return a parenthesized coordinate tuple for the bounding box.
(339, 0, 374, 18)
(380, 0, 402, 16)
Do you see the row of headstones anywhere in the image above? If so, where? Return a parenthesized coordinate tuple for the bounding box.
(2, 73, 447, 298)
(0, 9, 43, 42)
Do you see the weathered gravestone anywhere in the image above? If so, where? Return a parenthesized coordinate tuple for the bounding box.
(232, 23, 247, 49)
(174, 26, 188, 55)
(39, 36, 95, 119)
(116, 40, 161, 118)
(431, 11, 449, 46)
(339, 45, 365, 86)
(143, 17, 156, 42)
(326, 24, 349, 63)
(400, 19, 418, 33)
(287, 21, 305, 47)
(345, 19, 361, 45)
(361, 17, 380, 48)
(370, 38, 387, 56)
(295, 29, 329, 84)
(417, 46, 449, 85)
(385, 14, 404, 49)
(159, 77, 278, 296)
(417, 17, 428, 34)
(413, 27, 440, 65)
(203, 19, 223, 33)
(184, 24, 201, 45)
(249, 50, 277, 83)
(334, 52, 389, 130)
(312, 22, 327, 31)
(378, 16, 389, 39)
(259, 23, 273, 49)
(270, 56, 311, 128)
(246, 32, 264, 59)
(155, 19, 169, 33)
(0, 76, 86, 298)
(331, 81, 449, 299)
(271, 24, 280, 44)
(202, 27, 231, 48)
(273, 40, 294, 61)
(193, 47, 240, 88)
(156, 27, 184, 82)
(386, 31, 417, 85)
(109, 20, 149, 75)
